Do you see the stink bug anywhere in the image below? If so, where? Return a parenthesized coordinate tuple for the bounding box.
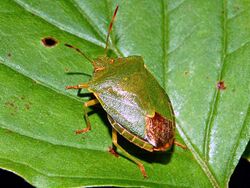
(66, 6, 185, 178)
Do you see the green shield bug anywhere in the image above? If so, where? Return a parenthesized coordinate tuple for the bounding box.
(65, 6, 186, 178)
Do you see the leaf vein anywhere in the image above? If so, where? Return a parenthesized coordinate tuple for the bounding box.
(228, 40, 250, 55)
(0, 157, 170, 186)
(13, 0, 104, 49)
(167, 23, 199, 55)
(204, 0, 228, 162)
(70, 0, 106, 42)
(161, 0, 168, 88)
(0, 62, 83, 103)
(0, 123, 102, 154)
(228, 7, 250, 20)
(223, 105, 250, 185)
(168, 0, 186, 14)
(176, 121, 220, 188)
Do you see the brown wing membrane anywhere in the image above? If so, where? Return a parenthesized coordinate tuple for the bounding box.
(145, 112, 175, 151)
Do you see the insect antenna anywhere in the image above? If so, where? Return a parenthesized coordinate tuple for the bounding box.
(104, 5, 119, 55)
(64, 43, 94, 65)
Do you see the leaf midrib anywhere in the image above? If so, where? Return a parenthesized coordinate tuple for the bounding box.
(161, 0, 168, 88)
(176, 121, 219, 188)
(163, 1, 221, 187)
(203, 0, 228, 163)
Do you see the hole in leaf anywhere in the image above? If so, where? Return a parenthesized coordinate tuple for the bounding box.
(41, 37, 58, 47)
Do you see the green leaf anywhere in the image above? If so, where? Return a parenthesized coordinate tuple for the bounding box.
(0, 0, 249, 187)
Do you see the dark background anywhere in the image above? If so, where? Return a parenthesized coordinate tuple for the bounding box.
(0, 158, 249, 187)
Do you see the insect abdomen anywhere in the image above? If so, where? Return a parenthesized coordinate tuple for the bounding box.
(107, 115, 154, 152)
(145, 112, 175, 151)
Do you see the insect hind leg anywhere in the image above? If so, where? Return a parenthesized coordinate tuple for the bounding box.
(111, 128, 147, 178)
(174, 141, 187, 149)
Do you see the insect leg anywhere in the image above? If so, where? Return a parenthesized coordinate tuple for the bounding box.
(65, 83, 89, 90)
(84, 99, 99, 107)
(112, 128, 148, 178)
(108, 146, 119, 158)
(174, 141, 187, 149)
(75, 99, 99, 134)
(75, 104, 91, 134)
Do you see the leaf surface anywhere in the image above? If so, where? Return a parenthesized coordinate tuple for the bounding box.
(0, 0, 249, 187)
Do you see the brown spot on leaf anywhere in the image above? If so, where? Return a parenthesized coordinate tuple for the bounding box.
(234, 5, 240, 11)
(19, 96, 25, 100)
(41, 37, 58, 47)
(5, 101, 18, 115)
(145, 112, 175, 151)
(7, 53, 11, 57)
(64, 67, 70, 73)
(5, 101, 15, 108)
(217, 81, 226, 90)
(184, 71, 189, 75)
(24, 103, 32, 110)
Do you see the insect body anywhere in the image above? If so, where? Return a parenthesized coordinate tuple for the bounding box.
(66, 6, 185, 178)
(89, 56, 175, 152)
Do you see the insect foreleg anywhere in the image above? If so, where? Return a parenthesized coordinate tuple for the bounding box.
(111, 128, 148, 178)
(65, 83, 89, 90)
